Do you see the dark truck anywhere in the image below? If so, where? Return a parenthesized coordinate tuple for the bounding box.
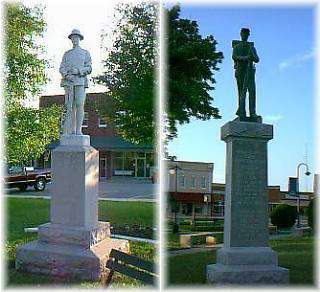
(5, 166, 52, 191)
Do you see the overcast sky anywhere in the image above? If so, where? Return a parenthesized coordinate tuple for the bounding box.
(22, 0, 121, 99)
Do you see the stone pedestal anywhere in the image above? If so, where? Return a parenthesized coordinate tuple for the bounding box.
(16, 135, 129, 280)
(207, 120, 289, 285)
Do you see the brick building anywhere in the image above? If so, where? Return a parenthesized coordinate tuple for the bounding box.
(166, 160, 214, 219)
(39, 93, 154, 180)
(166, 160, 315, 221)
(210, 184, 314, 218)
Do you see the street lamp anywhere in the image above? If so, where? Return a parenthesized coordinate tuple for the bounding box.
(169, 164, 182, 233)
(296, 163, 311, 228)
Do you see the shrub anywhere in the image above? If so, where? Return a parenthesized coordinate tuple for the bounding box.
(307, 199, 314, 229)
(270, 204, 297, 229)
(179, 220, 192, 226)
(172, 222, 179, 234)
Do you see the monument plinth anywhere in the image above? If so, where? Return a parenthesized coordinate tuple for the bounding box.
(206, 120, 289, 285)
(16, 136, 129, 280)
(16, 28, 129, 280)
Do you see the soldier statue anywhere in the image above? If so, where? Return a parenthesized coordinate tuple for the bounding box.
(232, 28, 260, 121)
(59, 29, 92, 135)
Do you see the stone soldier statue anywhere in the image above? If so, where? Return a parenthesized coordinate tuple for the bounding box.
(232, 28, 260, 121)
(59, 29, 92, 135)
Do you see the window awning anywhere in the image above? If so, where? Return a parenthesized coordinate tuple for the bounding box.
(48, 136, 153, 152)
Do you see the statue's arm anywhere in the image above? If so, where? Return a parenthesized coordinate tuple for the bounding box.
(251, 47, 260, 63)
(80, 51, 92, 76)
(59, 53, 68, 77)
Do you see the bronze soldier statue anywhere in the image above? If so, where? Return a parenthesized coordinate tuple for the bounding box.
(232, 28, 260, 121)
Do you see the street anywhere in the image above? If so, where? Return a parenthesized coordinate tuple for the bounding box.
(5, 177, 157, 201)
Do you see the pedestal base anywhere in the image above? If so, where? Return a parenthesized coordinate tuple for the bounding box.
(206, 247, 289, 285)
(38, 222, 111, 248)
(16, 237, 129, 281)
(60, 134, 90, 146)
(207, 263, 289, 285)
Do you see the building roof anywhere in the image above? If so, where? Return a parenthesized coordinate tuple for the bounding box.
(166, 160, 214, 171)
(49, 135, 153, 152)
(171, 192, 207, 203)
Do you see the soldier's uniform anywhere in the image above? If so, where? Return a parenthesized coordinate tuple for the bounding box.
(59, 29, 92, 135)
(232, 40, 259, 118)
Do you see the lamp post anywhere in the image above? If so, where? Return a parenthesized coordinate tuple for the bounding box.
(296, 163, 311, 228)
(169, 164, 182, 233)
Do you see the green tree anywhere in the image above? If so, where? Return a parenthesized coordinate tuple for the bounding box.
(95, 2, 158, 145)
(166, 5, 223, 139)
(5, 105, 62, 165)
(4, 3, 63, 166)
(4, 2, 48, 106)
(96, 4, 223, 145)
(270, 204, 297, 229)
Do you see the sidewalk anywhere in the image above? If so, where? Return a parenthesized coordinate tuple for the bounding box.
(168, 244, 223, 256)
(5, 194, 157, 202)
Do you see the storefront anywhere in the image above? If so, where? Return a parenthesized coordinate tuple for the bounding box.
(99, 150, 154, 179)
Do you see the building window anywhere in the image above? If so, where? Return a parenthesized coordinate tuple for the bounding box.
(191, 176, 196, 188)
(213, 200, 225, 217)
(200, 176, 207, 188)
(113, 152, 135, 176)
(98, 116, 107, 128)
(194, 204, 203, 214)
(179, 175, 186, 188)
(82, 112, 88, 127)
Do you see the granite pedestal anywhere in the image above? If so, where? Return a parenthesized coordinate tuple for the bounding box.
(206, 120, 289, 285)
(16, 135, 129, 280)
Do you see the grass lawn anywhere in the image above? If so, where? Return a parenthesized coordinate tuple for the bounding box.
(167, 235, 315, 287)
(5, 197, 156, 288)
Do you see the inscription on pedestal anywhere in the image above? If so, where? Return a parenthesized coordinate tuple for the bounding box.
(227, 137, 269, 247)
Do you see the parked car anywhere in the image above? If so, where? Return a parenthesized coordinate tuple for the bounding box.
(5, 166, 52, 191)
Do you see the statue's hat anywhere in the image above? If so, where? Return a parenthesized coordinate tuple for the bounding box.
(68, 29, 84, 40)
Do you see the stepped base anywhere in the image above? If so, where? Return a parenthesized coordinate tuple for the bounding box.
(207, 247, 289, 285)
(16, 237, 129, 280)
(207, 263, 289, 285)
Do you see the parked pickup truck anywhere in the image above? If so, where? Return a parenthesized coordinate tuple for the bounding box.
(5, 166, 52, 191)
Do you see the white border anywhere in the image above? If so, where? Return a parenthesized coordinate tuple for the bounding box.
(161, 0, 319, 292)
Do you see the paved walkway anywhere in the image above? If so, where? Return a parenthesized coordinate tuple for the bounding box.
(169, 244, 223, 256)
(5, 194, 156, 202)
(168, 233, 295, 256)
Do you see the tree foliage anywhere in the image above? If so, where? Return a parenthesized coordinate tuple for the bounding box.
(4, 3, 63, 166)
(166, 5, 223, 139)
(5, 104, 63, 165)
(270, 204, 297, 229)
(95, 2, 158, 145)
(95, 4, 223, 145)
(4, 2, 48, 107)
(307, 199, 314, 229)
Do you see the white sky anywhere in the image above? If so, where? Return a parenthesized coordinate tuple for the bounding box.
(20, 0, 130, 105)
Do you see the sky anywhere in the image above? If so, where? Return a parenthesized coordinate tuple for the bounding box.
(22, 0, 121, 99)
(17, 1, 316, 191)
(167, 4, 316, 191)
